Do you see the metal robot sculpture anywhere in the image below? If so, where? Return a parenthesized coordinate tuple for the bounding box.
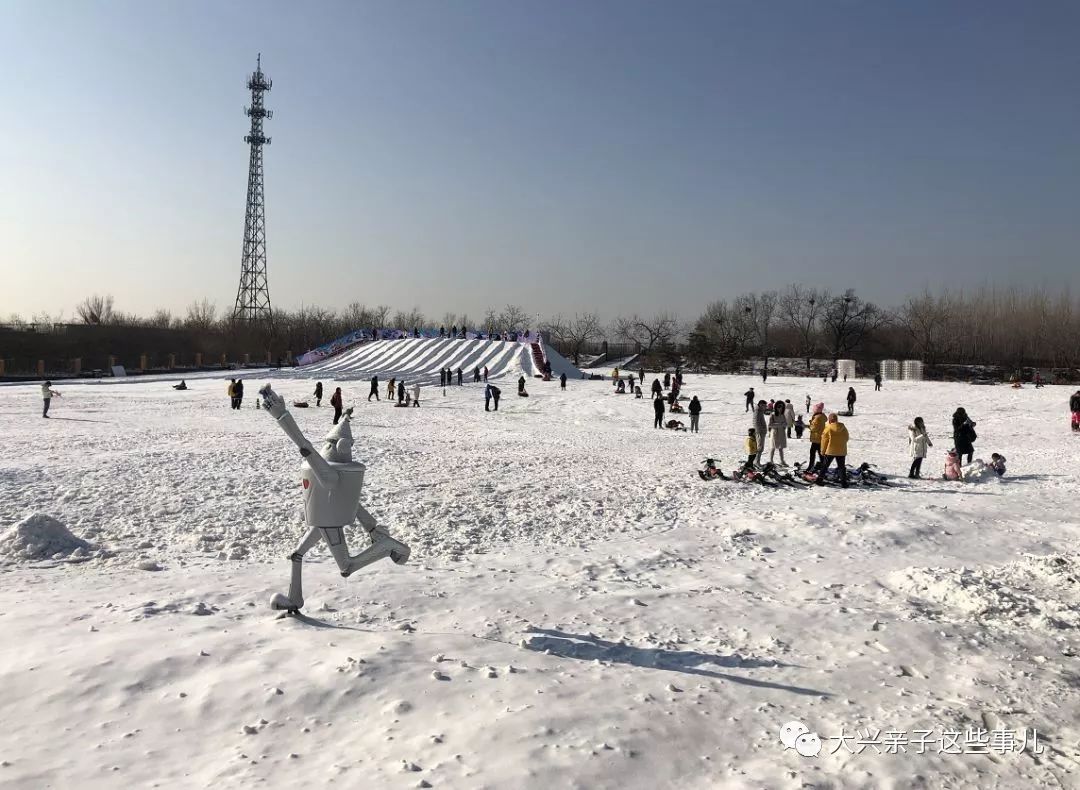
(259, 384, 410, 613)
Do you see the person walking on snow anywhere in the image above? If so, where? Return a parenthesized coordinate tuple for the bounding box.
(397, 380, 405, 405)
(805, 394, 811, 414)
(314, 381, 323, 407)
(653, 393, 665, 429)
(331, 387, 344, 424)
(784, 399, 795, 438)
(386, 378, 395, 400)
(807, 402, 826, 471)
(483, 366, 489, 383)
(768, 402, 788, 465)
(368, 375, 379, 401)
(560, 372, 567, 390)
(816, 413, 849, 487)
(745, 388, 755, 413)
(227, 379, 237, 409)
(473, 366, 481, 383)
(1070, 390, 1080, 432)
(752, 400, 768, 466)
(846, 387, 856, 415)
(688, 395, 702, 433)
(456, 367, 463, 386)
(41, 380, 61, 418)
(874, 373, 882, 391)
(234, 379, 245, 409)
(908, 417, 932, 478)
(412, 382, 420, 407)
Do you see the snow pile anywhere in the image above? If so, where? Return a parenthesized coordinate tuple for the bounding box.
(890, 553, 1080, 632)
(0, 513, 97, 562)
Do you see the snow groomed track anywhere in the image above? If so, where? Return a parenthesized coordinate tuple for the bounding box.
(294, 337, 583, 385)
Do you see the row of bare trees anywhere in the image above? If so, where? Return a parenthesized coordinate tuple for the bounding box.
(687, 285, 1080, 373)
(9, 285, 1079, 374)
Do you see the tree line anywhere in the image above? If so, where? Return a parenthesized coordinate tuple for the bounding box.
(5, 284, 1079, 374)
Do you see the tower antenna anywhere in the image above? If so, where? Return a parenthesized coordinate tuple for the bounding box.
(233, 54, 274, 325)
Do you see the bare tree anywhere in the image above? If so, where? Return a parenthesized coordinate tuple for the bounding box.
(498, 304, 531, 334)
(185, 299, 218, 332)
(734, 291, 779, 376)
(76, 294, 115, 325)
(612, 312, 681, 360)
(819, 290, 885, 363)
(146, 308, 176, 329)
(482, 308, 499, 335)
(779, 285, 827, 371)
(391, 307, 427, 332)
(898, 290, 953, 367)
(541, 312, 604, 364)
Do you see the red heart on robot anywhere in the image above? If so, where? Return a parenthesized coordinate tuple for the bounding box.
(302, 480, 309, 489)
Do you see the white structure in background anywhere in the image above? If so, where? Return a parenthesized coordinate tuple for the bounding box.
(902, 360, 925, 381)
(879, 360, 901, 381)
(836, 359, 858, 380)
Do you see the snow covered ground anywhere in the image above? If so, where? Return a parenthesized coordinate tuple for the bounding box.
(1, 374, 1078, 789)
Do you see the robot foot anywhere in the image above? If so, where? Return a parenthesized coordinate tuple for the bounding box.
(270, 592, 303, 613)
(390, 543, 411, 565)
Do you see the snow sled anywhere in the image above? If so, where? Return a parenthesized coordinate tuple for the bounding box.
(292, 401, 310, 408)
(698, 459, 729, 481)
(732, 464, 779, 487)
(760, 462, 810, 487)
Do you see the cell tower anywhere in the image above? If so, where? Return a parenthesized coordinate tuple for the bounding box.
(233, 54, 274, 323)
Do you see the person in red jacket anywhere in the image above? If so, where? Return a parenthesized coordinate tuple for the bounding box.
(330, 387, 344, 424)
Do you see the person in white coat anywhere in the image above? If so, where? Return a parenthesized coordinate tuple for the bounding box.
(907, 417, 932, 478)
(412, 382, 420, 408)
(768, 403, 788, 465)
(784, 399, 796, 439)
(41, 381, 61, 418)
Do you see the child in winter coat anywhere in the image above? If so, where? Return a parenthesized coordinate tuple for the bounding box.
(745, 429, 759, 467)
(807, 403, 826, 471)
(989, 453, 1007, 476)
(943, 450, 962, 481)
(793, 414, 805, 439)
(907, 417, 932, 478)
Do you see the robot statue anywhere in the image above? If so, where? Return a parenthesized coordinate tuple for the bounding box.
(259, 384, 410, 613)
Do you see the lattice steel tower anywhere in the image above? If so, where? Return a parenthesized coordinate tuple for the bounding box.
(233, 54, 274, 323)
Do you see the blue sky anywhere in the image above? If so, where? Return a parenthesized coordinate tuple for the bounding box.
(2, 1, 1078, 323)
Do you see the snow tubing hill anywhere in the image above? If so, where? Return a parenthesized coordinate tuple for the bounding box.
(294, 337, 583, 386)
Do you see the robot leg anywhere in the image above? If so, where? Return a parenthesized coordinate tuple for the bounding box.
(270, 526, 322, 612)
(319, 526, 410, 578)
(356, 506, 411, 567)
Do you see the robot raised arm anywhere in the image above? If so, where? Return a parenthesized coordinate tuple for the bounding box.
(259, 384, 340, 487)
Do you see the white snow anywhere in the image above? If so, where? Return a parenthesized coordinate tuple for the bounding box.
(0, 374, 1077, 788)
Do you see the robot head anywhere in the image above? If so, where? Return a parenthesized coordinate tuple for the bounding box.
(319, 412, 354, 463)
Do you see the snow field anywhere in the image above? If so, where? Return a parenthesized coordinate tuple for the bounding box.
(0, 374, 1078, 788)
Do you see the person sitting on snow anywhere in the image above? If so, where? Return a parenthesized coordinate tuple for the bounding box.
(634, 386, 643, 399)
(989, 453, 1007, 476)
(173, 380, 187, 391)
(699, 458, 728, 480)
(616, 379, 626, 394)
(666, 419, 686, 431)
(943, 450, 963, 481)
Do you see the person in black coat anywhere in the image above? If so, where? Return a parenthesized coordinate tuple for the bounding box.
(1071, 390, 1080, 432)
(368, 375, 379, 401)
(653, 394, 665, 429)
(456, 367, 463, 386)
(518, 376, 526, 394)
(234, 379, 244, 409)
(314, 381, 323, 407)
(688, 396, 702, 433)
(397, 380, 406, 404)
(874, 373, 882, 391)
(474, 366, 481, 383)
(952, 407, 977, 463)
(744, 388, 755, 413)
(440, 369, 446, 387)
(651, 378, 663, 399)
(560, 372, 567, 390)
(663, 372, 671, 390)
(846, 387, 856, 415)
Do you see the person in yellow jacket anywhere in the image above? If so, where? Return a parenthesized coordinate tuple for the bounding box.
(227, 379, 238, 410)
(807, 402, 827, 471)
(745, 428, 759, 467)
(815, 413, 849, 487)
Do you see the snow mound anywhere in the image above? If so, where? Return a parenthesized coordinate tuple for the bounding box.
(890, 553, 1080, 631)
(0, 513, 96, 562)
